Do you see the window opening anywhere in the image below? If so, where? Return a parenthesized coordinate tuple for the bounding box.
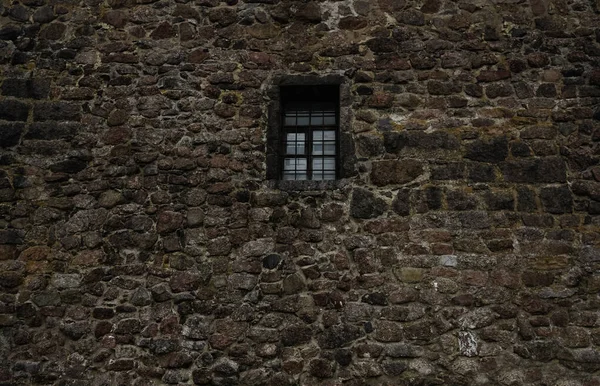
(280, 86, 339, 181)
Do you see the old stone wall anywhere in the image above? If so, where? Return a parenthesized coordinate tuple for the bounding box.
(1, 0, 600, 384)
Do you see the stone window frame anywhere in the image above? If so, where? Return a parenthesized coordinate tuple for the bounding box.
(266, 74, 356, 191)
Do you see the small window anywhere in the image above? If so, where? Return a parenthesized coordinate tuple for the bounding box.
(280, 85, 339, 181)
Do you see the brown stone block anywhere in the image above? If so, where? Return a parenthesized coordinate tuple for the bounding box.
(173, 4, 200, 20)
(477, 69, 511, 82)
(246, 23, 279, 39)
(459, 270, 488, 287)
(485, 83, 514, 99)
(527, 53, 550, 68)
(394, 267, 424, 283)
(532, 255, 570, 270)
(354, 248, 380, 274)
(489, 269, 520, 288)
(339, 16, 368, 30)
(371, 159, 423, 186)
(432, 243, 453, 255)
(448, 13, 471, 30)
(502, 157, 566, 183)
(374, 320, 404, 342)
(102, 126, 132, 145)
(40, 22, 66, 40)
(530, 0, 546, 15)
(427, 80, 462, 95)
(366, 91, 394, 108)
(0, 100, 29, 122)
(72, 250, 103, 266)
(295, 2, 322, 22)
(104, 10, 128, 28)
(0, 245, 17, 260)
(375, 55, 412, 70)
(19, 246, 51, 261)
(364, 218, 409, 235)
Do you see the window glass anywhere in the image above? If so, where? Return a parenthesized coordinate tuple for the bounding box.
(286, 133, 305, 155)
(312, 172, 336, 181)
(312, 157, 336, 171)
(313, 142, 336, 155)
(324, 115, 336, 126)
(284, 104, 311, 126)
(311, 115, 323, 126)
(283, 158, 307, 180)
(279, 86, 339, 181)
(313, 130, 336, 141)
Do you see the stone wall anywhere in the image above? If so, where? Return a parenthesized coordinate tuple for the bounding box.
(1, 0, 600, 384)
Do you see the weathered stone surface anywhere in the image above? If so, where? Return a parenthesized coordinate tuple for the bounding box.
(366, 91, 394, 108)
(374, 320, 403, 342)
(263, 254, 281, 269)
(501, 158, 567, 183)
(34, 101, 80, 121)
(170, 272, 201, 293)
(282, 324, 312, 346)
(107, 109, 129, 126)
(465, 137, 508, 163)
(350, 188, 387, 219)
(0, 2, 597, 384)
(212, 357, 239, 376)
(371, 159, 424, 186)
(31, 291, 61, 307)
(0, 100, 29, 121)
(157, 211, 184, 234)
(540, 185, 573, 214)
(2, 78, 50, 99)
(0, 24, 23, 40)
(51, 274, 81, 289)
(318, 324, 364, 349)
(32, 6, 56, 24)
(0, 122, 24, 147)
(0, 272, 23, 288)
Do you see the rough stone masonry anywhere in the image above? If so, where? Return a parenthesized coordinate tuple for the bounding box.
(0, 0, 600, 385)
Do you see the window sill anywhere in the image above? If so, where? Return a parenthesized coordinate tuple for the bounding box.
(267, 179, 349, 192)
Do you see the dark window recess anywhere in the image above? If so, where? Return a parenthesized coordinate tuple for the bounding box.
(280, 85, 339, 181)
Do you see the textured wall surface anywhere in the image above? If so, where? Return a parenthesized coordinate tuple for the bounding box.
(1, 0, 600, 385)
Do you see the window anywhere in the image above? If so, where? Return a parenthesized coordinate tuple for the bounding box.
(280, 85, 339, 181)
(265, 75, 356, 189)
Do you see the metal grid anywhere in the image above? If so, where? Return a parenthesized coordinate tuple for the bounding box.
(282, 102, 337, 181)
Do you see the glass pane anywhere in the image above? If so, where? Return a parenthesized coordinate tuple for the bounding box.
(313, 143, 323, 155)
(297, 115, 309, 126)
(286, 133, 305, 155)
(314, 130, 336, 141)
(324, 116, 336, 125)
(286, 133, 305, 141)
(312, 157, 335, 171)
(323, 142, 335, 155)
(312, 142, 335, 155)
(311, 116, 323, 126)
(323, 131, 335, 140)
(284, 105, 310, 126)
(283, 173, 307, 180)
(284, 158, 307, 171)
(313, 171, 336, 181)
(286, 143, 305, 155)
